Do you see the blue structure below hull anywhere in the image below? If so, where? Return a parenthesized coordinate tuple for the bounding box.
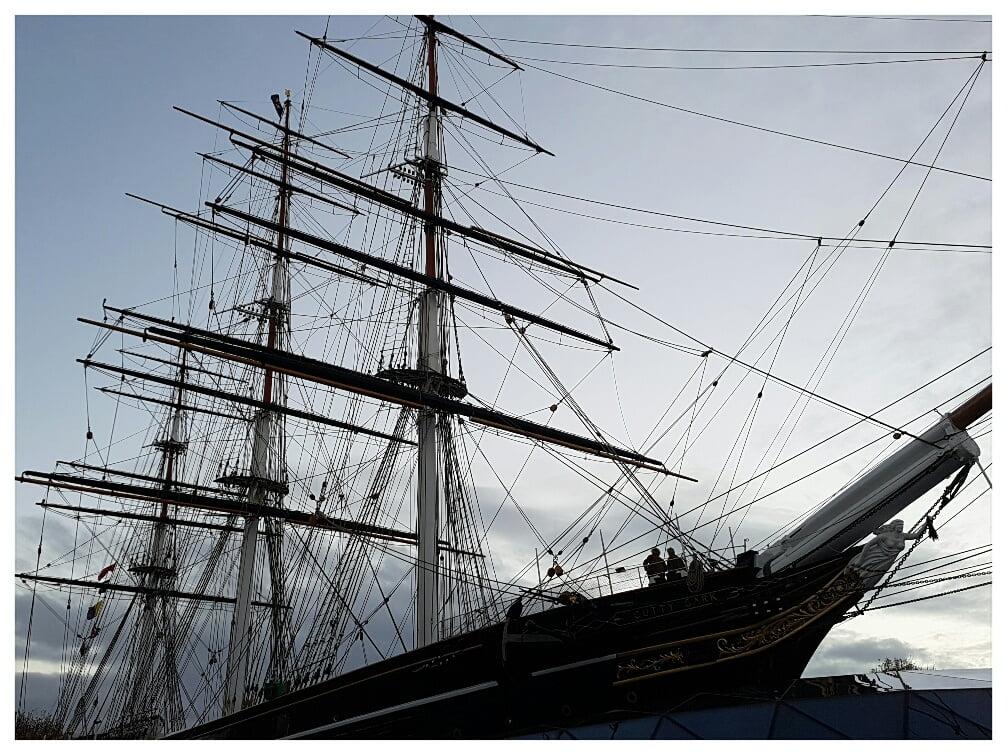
(517, 672, 992, 739)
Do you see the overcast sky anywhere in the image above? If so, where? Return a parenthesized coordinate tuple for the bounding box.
(10, 8, 994, 722)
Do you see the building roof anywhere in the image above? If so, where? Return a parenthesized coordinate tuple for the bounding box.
(515, 670, 992, 739)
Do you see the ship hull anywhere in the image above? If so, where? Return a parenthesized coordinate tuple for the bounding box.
(167, 549, 864, 739)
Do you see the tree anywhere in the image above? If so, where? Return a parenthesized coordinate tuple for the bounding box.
(871, 656, 932, 673)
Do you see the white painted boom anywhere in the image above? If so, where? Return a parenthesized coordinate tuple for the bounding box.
(756, 387, 989, 576)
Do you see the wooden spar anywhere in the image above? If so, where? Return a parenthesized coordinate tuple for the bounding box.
(80, 356, 415, 446)
(92, 313, 664, 471)
(468, 416, 690, 479)
(18, 472, 418, 544)
(117, 348, 241, 383)
(20, 469, 266, 512)
(230, 142, 618, 284)
(57, 459, 233, 495)
(173, 73, 628, 282)
(132, 194, 615, 348)
(22, 477, 483, 557)
(205, 202, 617, 350)
(163, 115, 396, 203)
(83, 311, 679, 474)
(203, 121, 618, 286)
(217, 100, 350, 158)
(15, 572, 279, 607)
(85, 313, 423, 409)
(185, 103, 560, 274)
(947, 383, 992, 430)
(278, 248, 400, 290)
(174, 105, 363, 187)
(755, 389, 988, 576)
(102, 309, 646, 466)
(248, 144, 612, 284)
(145, 201, 387, 288)
(39, 499, 243, 532)
(198, 151, 360, 215)
(296, 31, 553, 156)
(99, 386, 249, 423)
(472, 226, 640, 291)
(414, 15, 523, 70)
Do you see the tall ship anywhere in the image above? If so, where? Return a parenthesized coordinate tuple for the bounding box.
(15, 16, 991, 739)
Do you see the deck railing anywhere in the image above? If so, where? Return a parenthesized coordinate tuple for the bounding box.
(438, 561, 661, 638)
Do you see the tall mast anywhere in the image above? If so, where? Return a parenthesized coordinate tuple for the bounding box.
(121, 359, 186, 733)
(221, 91, 292, 715)
(63, 355, 188, 737)
(416, 21, 442, 648)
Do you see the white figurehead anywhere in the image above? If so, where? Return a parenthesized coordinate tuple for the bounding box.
(847, 519, 926, 588)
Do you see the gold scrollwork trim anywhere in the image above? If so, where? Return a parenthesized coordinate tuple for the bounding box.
(616, 649, 685, 680)
(716, 569, 863, 658)
(613, 569, 864, 686)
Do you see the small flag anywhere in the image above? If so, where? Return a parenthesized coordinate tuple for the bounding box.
(271, 94, 284, 119)
(86, 600, 104, 621)
(98, 563, 116, 581)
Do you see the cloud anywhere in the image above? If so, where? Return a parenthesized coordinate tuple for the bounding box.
(805, 629, 925, 677)
(14, 590, 77, 715)
(12, 13, 991, 735)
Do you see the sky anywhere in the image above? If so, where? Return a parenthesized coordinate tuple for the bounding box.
(9, 8, 994, 729)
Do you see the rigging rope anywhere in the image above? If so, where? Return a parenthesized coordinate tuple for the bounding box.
(844, 580, 989, 617)
(856, 463, 974, 614)
(509, 53, 984, 71)
(519, 59, 989, 182)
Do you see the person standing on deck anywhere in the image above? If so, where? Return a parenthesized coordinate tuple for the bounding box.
(644, 548, 666, 585)
(665, 547, 687, 580)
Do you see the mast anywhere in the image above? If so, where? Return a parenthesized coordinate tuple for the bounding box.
(416, 20, 442, 648)
(66, 355, 188, 736)
(121, 381, 185, 732)
(221, 91, 292, 715)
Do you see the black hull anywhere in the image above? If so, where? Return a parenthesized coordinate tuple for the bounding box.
(167, 550, 864, 739)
